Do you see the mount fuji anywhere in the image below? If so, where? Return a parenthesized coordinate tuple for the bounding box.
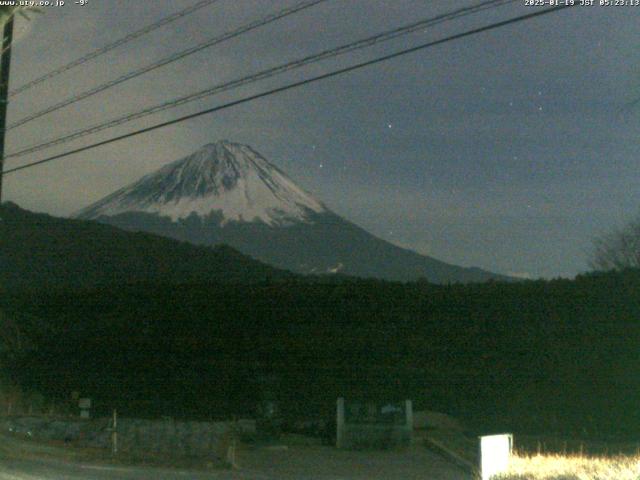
(75, 141, 506, 283)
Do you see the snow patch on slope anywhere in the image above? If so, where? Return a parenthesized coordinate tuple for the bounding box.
(75, 141, 327, 226)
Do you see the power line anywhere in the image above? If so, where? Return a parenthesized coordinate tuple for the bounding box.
(8, 0, 221, 98)
(6, 0, 329, 132)
(2, 4, 574, 178)
(6, 0, 517, 160)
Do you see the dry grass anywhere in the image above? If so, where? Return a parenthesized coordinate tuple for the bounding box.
(495, 452, 640, 480)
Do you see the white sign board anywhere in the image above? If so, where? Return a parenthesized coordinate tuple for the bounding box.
(480, 433, 513, 480)
(78, 398, 91, 409)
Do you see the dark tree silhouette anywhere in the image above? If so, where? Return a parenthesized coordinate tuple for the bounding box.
(592, 214, 640, 270)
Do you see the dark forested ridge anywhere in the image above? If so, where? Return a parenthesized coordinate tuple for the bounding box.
(0, 202, 293, 291)
(2, 203, 639, 438)
(3, 270, 640, 438)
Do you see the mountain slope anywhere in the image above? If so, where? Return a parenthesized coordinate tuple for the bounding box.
(76, 140, 508, 283)
(0, 202, 292, 292)
(98, 209, 503, 283)
(76, 141, 326, 226)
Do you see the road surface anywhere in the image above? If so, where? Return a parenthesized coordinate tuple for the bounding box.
(0, 456, 266, 479)
(0, 435, 471, 479)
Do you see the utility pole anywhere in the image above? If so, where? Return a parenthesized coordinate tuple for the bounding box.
(0, 15, 14, 203)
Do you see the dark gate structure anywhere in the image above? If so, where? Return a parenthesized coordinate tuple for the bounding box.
(336, 397, 412, 449)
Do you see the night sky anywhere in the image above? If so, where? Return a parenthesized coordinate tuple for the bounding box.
(3, 0, 640, 279)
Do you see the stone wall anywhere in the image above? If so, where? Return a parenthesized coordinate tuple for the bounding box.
(1, 416, 256, 457)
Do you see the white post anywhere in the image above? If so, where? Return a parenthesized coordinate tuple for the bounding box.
(404, 400, 413, 429)
(226, 436, 237, 468)
(226, 418, 237, 468)
(112, 409, 118, 455)
(405, 399, 413, 445)
(479, 433, 513, 480)
(336, 397, 345, 449)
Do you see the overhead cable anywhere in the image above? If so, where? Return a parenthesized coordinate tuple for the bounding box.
(6, 0, 329, 131)
(9, 0, 221, 97)
(2, 4, 575, 177)
(6, 0, 517, 159)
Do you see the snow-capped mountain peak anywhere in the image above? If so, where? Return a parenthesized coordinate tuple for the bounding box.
(75, 140, 327, 226)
